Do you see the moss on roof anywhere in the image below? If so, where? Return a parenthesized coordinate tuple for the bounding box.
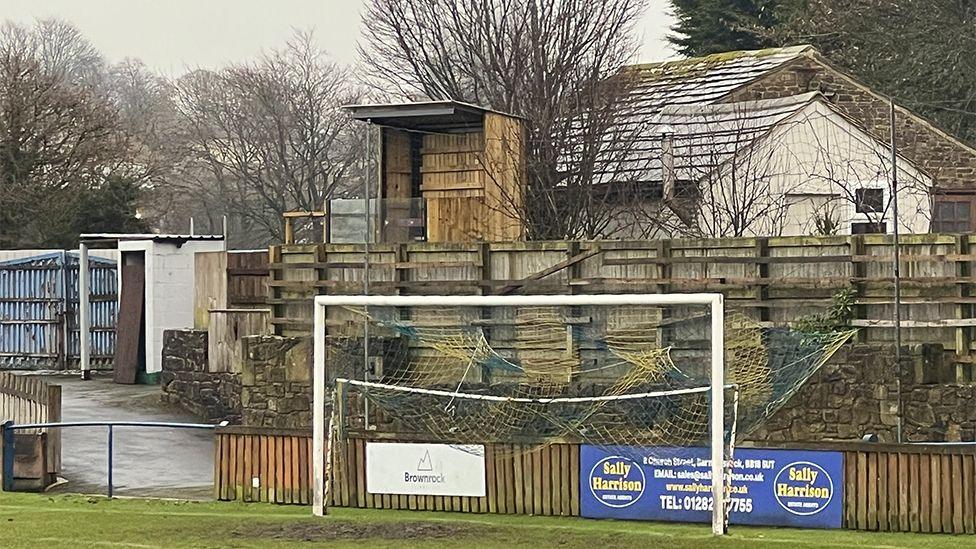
(628, 44, 814, 76)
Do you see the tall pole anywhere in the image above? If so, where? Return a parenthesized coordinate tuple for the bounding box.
(890, 99, 903, 443)
(79, 242, 91, 380)
(362, 123, 371, 428)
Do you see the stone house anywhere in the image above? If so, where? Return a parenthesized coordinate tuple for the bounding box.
(600, 45, 976, 237)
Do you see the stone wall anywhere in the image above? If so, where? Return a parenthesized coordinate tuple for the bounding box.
(748, 344, 976, 444)
(161, 327, 976, 443)
(161, 330, 242, 423)
(240, 335, 312, 429)
(730, 52, 976, 192)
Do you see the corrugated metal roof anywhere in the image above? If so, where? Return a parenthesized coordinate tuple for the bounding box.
(80, 233, 224, 243)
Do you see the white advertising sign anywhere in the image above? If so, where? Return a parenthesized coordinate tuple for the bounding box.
(366, 442, 487, 497)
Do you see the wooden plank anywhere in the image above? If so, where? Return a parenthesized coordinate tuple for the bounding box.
(213, 435, 224, 500)
(867, 452, 878, 530)
(495, 446, 507, 513)
(843, 452, 856, 528)
(113, 264, 144, 384)
(356, 439, 367, 509)
(884, 452, 896, 531)
(486, 444, 497, 514)
(299, 436, 309, 505)
(520, 448, 533, 515)
(856, 452, 867, 530)
(920, 454, 932, 533)
(513, 446, 524, 515)
(877, 452, 888, 531)
(932, 454, 943, 533)
(560, 445, 571, 516)
(276, 437, 286, 504)
(242, 436, 252, 502)
(550, 445, 562, 515)
(570, 445, 580, 516)
(952, 454, 964, 534)
(964, 454, 975, 534)
(228, 435, 238, 501)
(911, 453, 922, 532)
(541, 445, 552, 516)
(943, 454, 955, 533)
(493, 249, 601, 295)
(896, 453, 908, 532)
(532, 448, 543, 515)
(279, 436, 289, 504)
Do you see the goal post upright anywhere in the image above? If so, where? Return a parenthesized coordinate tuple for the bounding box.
(710, 294, 725, 536)
(311, 292, 727, 535)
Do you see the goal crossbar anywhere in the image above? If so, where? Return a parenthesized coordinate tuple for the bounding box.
(311, 293, 726, 536)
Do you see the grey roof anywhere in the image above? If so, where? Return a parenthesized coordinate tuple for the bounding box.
(622, 45, 813, 117)
(583, 46, 817, 185)
(589, 92, 825, 186)
(655, 92, 824, 183)
(344, 100, 521, 132)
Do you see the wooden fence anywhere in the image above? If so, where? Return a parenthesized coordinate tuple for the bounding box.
(266, 235, 976, 368)
(207, 309, 271, 374)
(214, 426, 312, 504)
(212, 429, 976, 534)
(194, 251, 269, 330)
(841, 444, 976, 533)
(0, 372, 61, 485)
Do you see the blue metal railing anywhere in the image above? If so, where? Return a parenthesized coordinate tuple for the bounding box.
(1, 420, 226, 498)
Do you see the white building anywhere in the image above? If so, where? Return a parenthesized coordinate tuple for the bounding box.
(82, 234, 225, 383)
(602, 92, 931, 238)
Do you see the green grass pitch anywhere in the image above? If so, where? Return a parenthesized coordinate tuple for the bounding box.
(0, 492, 969, 548)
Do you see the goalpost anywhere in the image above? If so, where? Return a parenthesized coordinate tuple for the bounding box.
(311, 293, 728, 536)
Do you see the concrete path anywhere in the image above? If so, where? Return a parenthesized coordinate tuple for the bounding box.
(44, 375, 213, 499)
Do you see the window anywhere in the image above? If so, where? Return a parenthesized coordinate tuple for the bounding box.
(932, 198, 974, 233)
(855, 188, 884, 214)
(851, 222, 886, 234)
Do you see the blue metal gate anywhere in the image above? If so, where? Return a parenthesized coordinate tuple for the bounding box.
(0, 252, 117, 369)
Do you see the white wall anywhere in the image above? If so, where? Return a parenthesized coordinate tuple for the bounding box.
(697, 101, 932, 237)
(118, 239, 225, 375)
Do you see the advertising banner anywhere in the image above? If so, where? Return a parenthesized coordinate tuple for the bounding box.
(581, 446, 843, 529)
(366, 442, 487, 497)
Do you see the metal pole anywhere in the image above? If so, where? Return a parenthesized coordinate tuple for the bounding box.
(79, 242, 91, 380)
(890, 99, 903, 444)
(107, 425, 113, 498)
(362, 123, 371, 428)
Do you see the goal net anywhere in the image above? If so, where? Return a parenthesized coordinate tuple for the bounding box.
(311, 294, 854, 536)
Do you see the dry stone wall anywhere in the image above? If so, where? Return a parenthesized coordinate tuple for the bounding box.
(161, 330, 242, 423)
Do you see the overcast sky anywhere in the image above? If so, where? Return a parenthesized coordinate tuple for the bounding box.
(0, 0, 678, 74)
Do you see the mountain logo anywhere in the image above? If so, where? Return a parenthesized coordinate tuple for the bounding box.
(417, 450, 434, 472)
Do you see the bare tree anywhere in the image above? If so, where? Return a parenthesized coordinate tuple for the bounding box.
(360, 0, 653, 239)
(0, 19, 145, 247)
(171, 31, 363, 245)
(651, 97, 932, 239)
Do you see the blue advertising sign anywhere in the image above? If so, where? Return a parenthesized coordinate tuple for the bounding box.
(580, 446, 843, 529)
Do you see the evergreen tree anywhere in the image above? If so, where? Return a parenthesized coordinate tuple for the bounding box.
(668, 0, 781, 56)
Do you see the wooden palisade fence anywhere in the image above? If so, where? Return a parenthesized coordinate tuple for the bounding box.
(266, 234, 976, 374)
(214, 429, 976, 534)
(0, 372, 61, 487)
